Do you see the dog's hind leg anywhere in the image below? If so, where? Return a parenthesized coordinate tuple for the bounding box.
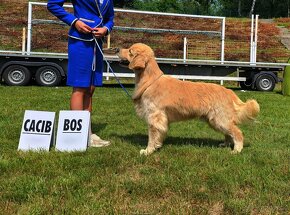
(217, 123, 244, 154)
(208, 117, 243, 153)
(140, 112, 168, 156)
(228, 124, 244, 154)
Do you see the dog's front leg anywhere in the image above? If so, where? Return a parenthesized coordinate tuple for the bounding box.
(140, 113, 168, 156)
(140, 125, 167, 156)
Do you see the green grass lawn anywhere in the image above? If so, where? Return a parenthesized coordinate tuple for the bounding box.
(0, 84, 289, 214)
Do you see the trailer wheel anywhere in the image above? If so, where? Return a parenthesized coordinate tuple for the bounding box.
(240, 79, 253, 90)
(255, 74, 276, 91)
(3, 65, 31, 86)
(35, 66, 62, 86)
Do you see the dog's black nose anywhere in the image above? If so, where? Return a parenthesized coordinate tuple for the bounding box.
(115, 48, 120, 53)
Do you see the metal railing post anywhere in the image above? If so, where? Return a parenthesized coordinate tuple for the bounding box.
(22, 27, 26, 55)
(250, 14, 254, 64)
(27, 2, 32, 55)
(183, 37, 187, 63)
(221, 17, 226, 64)
(254, 15, 259, 63)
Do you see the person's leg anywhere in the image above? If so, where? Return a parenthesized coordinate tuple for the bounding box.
(76, 85, 110, 147)
(70, 86, 96, 111)
(70, 86, 109, 147)
(83, 86, 94, 135)
(70, 86, 94, 133)
(70, 87, 89, 110)
(83, 85, 95, 112)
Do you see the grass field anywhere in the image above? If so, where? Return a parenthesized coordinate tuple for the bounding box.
(0, 83, 289, 214)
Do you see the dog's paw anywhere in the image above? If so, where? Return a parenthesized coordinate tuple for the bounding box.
(140, 147, 156, 156)
(140, 149, 148, 156)
(230, 149, 241, 154)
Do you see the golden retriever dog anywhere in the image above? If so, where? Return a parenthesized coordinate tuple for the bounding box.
(118, 43, 260, 155)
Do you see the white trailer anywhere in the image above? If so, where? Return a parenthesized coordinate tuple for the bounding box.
(0, 2, 288, 91)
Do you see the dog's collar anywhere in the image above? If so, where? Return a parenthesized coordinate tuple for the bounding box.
(149, 74, 163, 87)
(143, 73, 164, 92)
(132, 74, 164, 101)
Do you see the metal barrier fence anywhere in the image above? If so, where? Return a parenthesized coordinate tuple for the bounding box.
(26, 2, 226, 63)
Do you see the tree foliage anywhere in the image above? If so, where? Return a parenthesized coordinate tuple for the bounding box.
(113, 0, 289, 18)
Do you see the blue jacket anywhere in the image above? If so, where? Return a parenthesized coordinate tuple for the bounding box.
(47, 0, 114, 41)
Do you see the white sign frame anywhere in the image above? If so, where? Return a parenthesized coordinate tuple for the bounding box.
(55, 110, 90, 152)
(18, 110, 56, 151)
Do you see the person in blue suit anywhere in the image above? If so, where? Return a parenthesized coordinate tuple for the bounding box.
(47, 0, 114, 147)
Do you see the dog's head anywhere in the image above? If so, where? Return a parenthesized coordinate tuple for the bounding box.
(118, 43, 155, 71)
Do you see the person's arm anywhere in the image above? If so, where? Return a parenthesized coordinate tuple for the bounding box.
(102, 1, 114, 34)
(47, 0, 77, 26)
(92, 1, 114, 38)
(47, 0, 92, 34)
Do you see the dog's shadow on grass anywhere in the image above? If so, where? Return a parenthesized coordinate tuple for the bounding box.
(91, 122, 222, 148)
(103, 83, 135, 88)
(114, 133, 222, 148)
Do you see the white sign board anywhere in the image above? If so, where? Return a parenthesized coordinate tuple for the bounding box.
(55, 110, 90, 152)
(18, 110, 55, 151)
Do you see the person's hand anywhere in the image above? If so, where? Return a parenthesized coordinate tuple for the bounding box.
(74, 20, 92, 34)
(91, 27, 108, 38)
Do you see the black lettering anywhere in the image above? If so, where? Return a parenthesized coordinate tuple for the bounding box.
(29, 120, 35, 132)
(63, 119, 70, 131)
(70, 119, 77, 131)
(24, 119, 30, 131)
(36, 120, 42, 132)
(45, 121, 52, 133)
(41, 120, 46, 132)
(77, 119, 82, 131)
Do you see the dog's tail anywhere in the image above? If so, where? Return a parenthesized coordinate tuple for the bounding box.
(234, 98, 260, 124)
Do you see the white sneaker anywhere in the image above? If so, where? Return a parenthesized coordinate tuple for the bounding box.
(89, 134, 111, 147)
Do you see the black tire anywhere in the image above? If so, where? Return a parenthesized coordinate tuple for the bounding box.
(255, 74, 276, 92)
(35, 66, 62, 86)
(240, 79, 253, 90)
(3, 65, 31, 86)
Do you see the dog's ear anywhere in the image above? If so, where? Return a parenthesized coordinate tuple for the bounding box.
(129, 49, 146, 70)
